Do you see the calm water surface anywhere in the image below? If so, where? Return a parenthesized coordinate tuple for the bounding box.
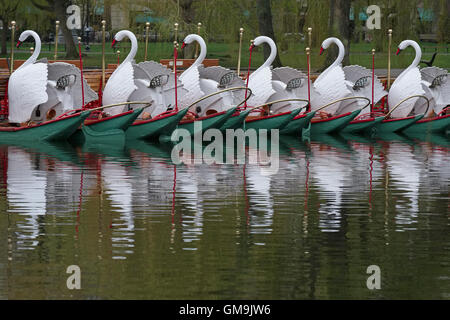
(0, 132, 449, 299)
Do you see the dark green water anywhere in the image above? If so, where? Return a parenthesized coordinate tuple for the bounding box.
(0, 132, 449, 299)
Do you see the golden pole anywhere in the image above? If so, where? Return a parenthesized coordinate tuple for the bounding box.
(144, 22, 150, 61)
(54, 20, 60, 61)
(237, 27, 244, 77)
(307, 27, 312, 49)
(387, 29, 392, 90)
(194, 22, 201, 58)
(10, 21, 16, 74)
(116, 50, 120, 65)
(173, 23, 179, 72)
(101, 20, 106, 90)
(174, 22, 179, 44)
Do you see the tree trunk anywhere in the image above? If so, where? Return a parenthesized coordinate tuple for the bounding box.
(324, 0, 351, 68)
(1, 19, 7, 55)
(256, 0, 282, 67)
(54, 0, 78, 59)
(177, 0, 196, 59)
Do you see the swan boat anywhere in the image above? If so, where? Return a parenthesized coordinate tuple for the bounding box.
(371, 40, 449, 134)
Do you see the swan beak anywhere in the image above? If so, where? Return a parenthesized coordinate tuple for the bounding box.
(16, 41, 22, 48)
(319, 47, 324, 55)
(396, 48, 401, 55)
(181, 42, 186, 49)
(111, 39, 117, 48)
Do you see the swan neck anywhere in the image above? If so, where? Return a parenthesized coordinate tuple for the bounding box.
(397, 41, 422, 81)
(258, 38, 277, 71)
(20, 31, 41, 69)
(122, 31, 138, 65)
(184, 35, 207, 74)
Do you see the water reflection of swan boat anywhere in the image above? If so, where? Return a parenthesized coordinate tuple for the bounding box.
(101, 161, 135, 259)
(7, 147, 47, 250)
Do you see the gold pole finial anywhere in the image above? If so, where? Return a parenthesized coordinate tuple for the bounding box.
(387, 29, 393, 90)
(10, 21, 16, 74)
(30, 47, 34, 54)
(372, 48, 376, 54)
(101, 20, 106, 90)
(144, 22, 150, 61)
(54, 20, 60, 61)
(307, 27, 312, 48)
(174, 23, 179, 44)
(237, 27, 244, 76)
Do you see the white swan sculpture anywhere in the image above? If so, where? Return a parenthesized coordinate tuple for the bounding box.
(246, 36, 276, 109)
(181, 34, 245, 117)
(104, 30, 184, 117)
(8, 30, 96, 124)
(312, 37, 386, 116)
(390, 40, 450, 117)
(179, 34, 206, 111)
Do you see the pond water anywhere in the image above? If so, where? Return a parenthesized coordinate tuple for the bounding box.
(0, 132, 449, 299)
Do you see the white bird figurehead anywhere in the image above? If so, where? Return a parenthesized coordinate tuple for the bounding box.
(310, 37, 350, 114)
(8, 30, 48, 124)
(102, 30, 139, 114)
(388, 40, 426, 118)
(177, 34, 206, 110)
(181, 34, 207, 65)
(246, 36, 276, 108)
(16, 30, 42, 69)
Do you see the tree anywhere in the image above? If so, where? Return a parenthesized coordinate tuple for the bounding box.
(256, 0, 282, 67)
(0, 0, 21, 55)
(325, 0, 351, 68)
(30, 0, 79, 58)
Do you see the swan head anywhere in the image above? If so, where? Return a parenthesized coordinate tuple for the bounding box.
(396, 40, 416, 55)
(319, 37, 341, 55)
(180, 34, 203, 49)
(251, 36, 275, 50)
(112, 30, 133, 47)
(16, 30, 37, 48)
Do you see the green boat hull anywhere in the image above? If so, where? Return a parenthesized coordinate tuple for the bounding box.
(371, 114, 423, 134)
(402, 114, 450, 134)
(87, 108, 143, 132)
(244, 108, 302, 131)
(311, 109, 361, 134)
(280, 111, 316, 135)
(220, 109, 251, 131)
(341, 116, 385, 133)
(126, 108, 189, 140)
(0, 111, 90, 142)
(179, 107, 237, 135)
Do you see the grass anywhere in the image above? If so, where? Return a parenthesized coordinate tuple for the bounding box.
(2, 40, 449, 72)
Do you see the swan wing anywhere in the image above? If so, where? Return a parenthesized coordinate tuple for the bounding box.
(178, 64, 204, 110)
(103, 61, 137, 115)
(8, 62, 48, 123)
(197, 66, 246, 114)
(135, 61, 171, 88)
(420, 67, 450, 114)
(47, 62, 98, 109)
(311, 65, 351, 115)
(247, 66, 276, 107)
(388, 67, 424, 118)
(343, 65, 387, 105)
(272, 66, 307, 90)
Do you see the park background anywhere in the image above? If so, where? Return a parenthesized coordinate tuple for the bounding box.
(0, 0, 448, 72)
